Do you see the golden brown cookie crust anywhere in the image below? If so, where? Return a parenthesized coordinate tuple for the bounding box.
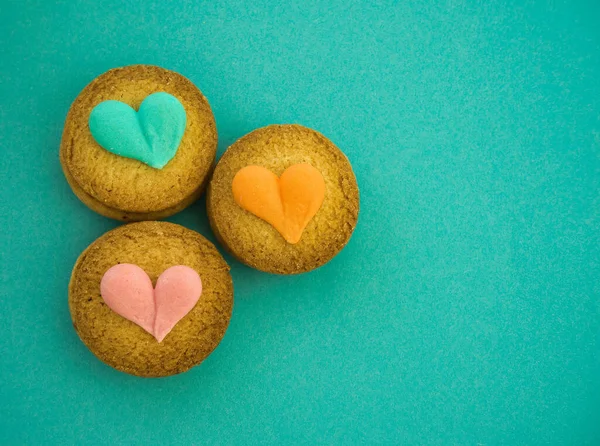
(207, 124, 359, 274)
(60, 65, 217, 221)
(69, 221, 233, 377)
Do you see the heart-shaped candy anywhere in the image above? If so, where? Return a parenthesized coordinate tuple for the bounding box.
(89, 92, 186, 169)
(232, 163, 325, 244)
(100, 264, 202, 342)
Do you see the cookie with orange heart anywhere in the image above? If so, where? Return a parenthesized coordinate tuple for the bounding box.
(207, 124, 359, 274)
(68, 221, 233, 377)
(60, 64, 217, 221)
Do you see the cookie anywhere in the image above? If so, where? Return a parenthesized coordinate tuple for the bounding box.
(69, 221, 233, 377)
(207, 124, 359, 274)
(60, 65, 217, 221)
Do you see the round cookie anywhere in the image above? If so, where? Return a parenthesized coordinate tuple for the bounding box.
(207, 124, 359, 274)
(69, 221, 233, 377)
(60, 65, 217, 221)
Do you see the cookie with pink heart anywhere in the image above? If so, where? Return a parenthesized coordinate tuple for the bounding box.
(68, 221, 233, 377)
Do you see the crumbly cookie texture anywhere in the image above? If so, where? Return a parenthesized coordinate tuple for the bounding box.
(207, 124, 359, 274)
(60, 65, 217, 221)
(69, 221, 233, 377)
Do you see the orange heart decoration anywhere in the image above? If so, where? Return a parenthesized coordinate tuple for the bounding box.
(232, 164, 325, 244)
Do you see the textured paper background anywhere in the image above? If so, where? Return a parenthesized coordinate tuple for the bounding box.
(1, 1, 599, 444)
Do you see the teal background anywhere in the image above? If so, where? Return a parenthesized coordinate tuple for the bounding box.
(1, 0, 598, 444)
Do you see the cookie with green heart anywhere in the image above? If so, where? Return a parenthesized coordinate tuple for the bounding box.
(69, 221, 233, 377)
(207, 124, 360, 274)
(60, 65, 217, 221)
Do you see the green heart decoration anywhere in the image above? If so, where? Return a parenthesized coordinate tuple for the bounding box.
(88, 92, 186, 169)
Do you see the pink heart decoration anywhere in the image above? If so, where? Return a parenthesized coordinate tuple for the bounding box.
(100, 264, 202, 342)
